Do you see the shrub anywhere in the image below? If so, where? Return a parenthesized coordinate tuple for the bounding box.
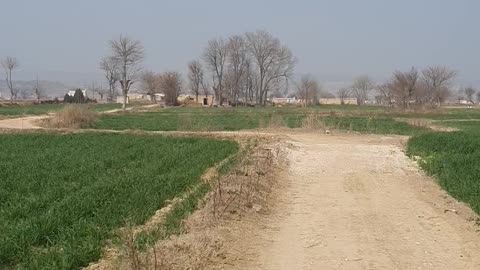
(45, 105, 97, 128)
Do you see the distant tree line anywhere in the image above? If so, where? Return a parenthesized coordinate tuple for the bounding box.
(334, 65, 465, 109)
(187, 30, 296, 106)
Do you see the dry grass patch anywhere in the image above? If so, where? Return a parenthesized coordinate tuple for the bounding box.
(301, 112, 327, 131)
(42, 105, 98, 128)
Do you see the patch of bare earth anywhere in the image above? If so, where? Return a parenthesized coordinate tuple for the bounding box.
(228, 133, 480, 270)
(0, 115, 48, 129)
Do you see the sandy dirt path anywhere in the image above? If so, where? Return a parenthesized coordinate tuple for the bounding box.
(233, 133, 480, 270)
(0, 115, 48, 129)
(0, 104, 160, 130)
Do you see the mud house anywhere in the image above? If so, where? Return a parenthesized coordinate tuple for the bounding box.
(272, 97, 300, 105)
(319, 98, 358, 105)
(178, 94, 215, 106)
(116, 93, 165, 104)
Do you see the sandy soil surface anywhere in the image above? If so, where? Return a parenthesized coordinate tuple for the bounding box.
(229, 133, 480, 270)
(0, 115, 48, 129)
(0, 104, 160, 130)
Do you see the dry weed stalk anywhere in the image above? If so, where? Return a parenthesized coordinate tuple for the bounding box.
(301, 112, 327, 131)
(42, 105, 98, 129)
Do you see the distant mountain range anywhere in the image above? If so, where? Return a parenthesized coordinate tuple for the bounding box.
(0, 80, 71, 99)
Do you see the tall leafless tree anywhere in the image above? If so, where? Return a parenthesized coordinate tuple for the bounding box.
(33, 75, 44, 101)
(337, 88, 351, 105)
(1, 57, 19, 103)
(243, 59, 257, 105)
(202, 38, 228, 106)
(246, 30, 295, 106)
(158, 72, 182, 106)
(188, 60, 205, 102)
(350, 75, 374, 105)
(109, 35, 144, 110)
(464, 86, 476, 104)
(141, 71, 159, 102)
(422, 66, 456, 106)
(226, 35, 248, 105)
(296, 75, 321, 107)
(388, 67, 419, 109)
(375, 83, 393, 105)
(100, 56, 120, 102)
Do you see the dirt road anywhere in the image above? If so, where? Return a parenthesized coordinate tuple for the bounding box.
(0, 115, 47, 129)
(234, 133, 480, 270)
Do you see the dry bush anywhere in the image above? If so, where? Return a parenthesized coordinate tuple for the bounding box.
(301, 112, 327, 130)
(43, 105, 97, 129)
(267, 113, 287, 129)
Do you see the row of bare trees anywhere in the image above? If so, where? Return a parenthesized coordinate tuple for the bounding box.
(101, 35, 183, 109)
(335, 66, 458, 108)
(1, 57, 46, 102)
(188, 30, 296, 106)
(378, 66, 457, 108)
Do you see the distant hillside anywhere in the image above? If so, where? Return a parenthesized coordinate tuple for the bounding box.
(0, 80, 71, 99)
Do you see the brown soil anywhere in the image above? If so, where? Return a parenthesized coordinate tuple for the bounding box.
(226, 133, 480, 270)
(0, 115, 48, 129)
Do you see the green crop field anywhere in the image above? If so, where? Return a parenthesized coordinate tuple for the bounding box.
(438, 120, 480, 132)
(0, 133, 237, 269)
(407, 131, 480, 214)
(406, 108, 480, 215)
(92, 106, 429, 135)
(0, 103, 123, 116)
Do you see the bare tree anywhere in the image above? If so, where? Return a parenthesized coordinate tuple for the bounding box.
(141, 71, 159, 102)
(202, 38, 228, 106)
(421, 66, 456, 106)
(476, 91, 480, 104)
(33, 75, 45, 101)
(246, 30, 295, 106)
(109, 35, 144, 110)
(19, 88, 30, 99)
(337, 88, 351, 105)
(242, 59, 257, 105)
(350, 75, 374, 105)
(100, 56, 119, 102)
(387, 67, 419, 109)
(375, 83, 393, 105)
(226, 35, 248, 105)
(464, 86, 476, 104)
(188, 60, 205, 102)
(1, 57, 19, 103)
(158, 72, 182, 106)
(296, 75, 321, 106)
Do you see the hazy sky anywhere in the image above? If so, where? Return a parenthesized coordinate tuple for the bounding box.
(1, 0, 479, 87)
